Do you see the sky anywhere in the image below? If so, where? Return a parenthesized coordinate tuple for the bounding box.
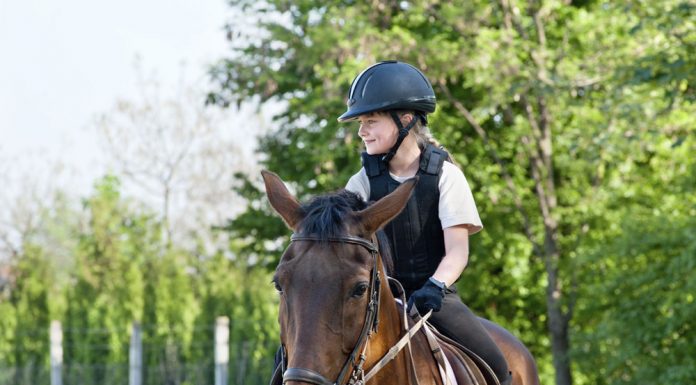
(0, 0, 242, 196)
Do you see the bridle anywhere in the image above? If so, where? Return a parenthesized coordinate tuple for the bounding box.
(281, 233, 382, 385)
(280, 233, 436, 385)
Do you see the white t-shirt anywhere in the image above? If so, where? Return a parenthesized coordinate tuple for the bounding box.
(345, 161, 483, 234)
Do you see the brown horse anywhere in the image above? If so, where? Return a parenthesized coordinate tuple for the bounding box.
(262, 171, 539, 385)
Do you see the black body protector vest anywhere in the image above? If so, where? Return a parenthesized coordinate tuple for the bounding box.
(362, 144, 449, 292)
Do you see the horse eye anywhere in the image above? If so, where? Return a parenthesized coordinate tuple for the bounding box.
(351, 283, 369, 298)
(272, 279, 283, 293)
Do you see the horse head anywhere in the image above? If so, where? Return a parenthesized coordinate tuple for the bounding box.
(262, 170, 415, 385)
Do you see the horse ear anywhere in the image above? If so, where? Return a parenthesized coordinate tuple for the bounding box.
(356, 178, 416, 235)
(261, 170, 304, 230)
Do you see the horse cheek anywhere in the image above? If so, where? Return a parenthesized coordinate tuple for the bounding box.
(341, 297, 368, 353)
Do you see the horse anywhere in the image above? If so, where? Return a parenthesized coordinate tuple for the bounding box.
(262, 170, 540, 385)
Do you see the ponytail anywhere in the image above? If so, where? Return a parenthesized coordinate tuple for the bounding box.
(397, 111, 457, 165)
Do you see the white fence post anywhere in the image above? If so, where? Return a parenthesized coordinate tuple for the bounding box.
(50, 320, 62, 385)
(215, 316, 229, 385)
(129, 322, 142, 385)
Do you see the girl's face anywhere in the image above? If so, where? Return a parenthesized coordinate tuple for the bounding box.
(357, 113, 398, 155)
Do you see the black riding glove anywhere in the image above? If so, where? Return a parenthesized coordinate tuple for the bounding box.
(407, 279, 445, 314)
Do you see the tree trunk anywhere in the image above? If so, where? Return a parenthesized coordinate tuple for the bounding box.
(442, 73, 575, 384)
(544, 232, 572, 385)
(525, 87, 574, 385)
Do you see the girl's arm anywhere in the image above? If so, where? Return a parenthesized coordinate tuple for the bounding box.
(432, 225, 470, 286)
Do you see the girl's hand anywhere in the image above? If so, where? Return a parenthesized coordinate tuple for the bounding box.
(407, 280, 445, 314)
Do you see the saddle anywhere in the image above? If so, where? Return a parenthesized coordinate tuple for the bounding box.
(420, 319, 501, 385)
(390, 279, 500, 385)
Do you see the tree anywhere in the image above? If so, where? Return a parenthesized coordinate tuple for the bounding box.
(570, 4, 696, 377)
(0, 151, 66, 261)
(0, 160, 80, 384)
(4, 244, 52, 385)
(63, 176, 150, 384)
(95, 69, 265, 249)
(193, 252, 279, 385)
(59, 175, 281, 385)
(573, 132, 696, 384)
(140, 248, 201, 385)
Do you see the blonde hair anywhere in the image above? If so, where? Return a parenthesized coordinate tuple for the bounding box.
(392, 111, 456, 164)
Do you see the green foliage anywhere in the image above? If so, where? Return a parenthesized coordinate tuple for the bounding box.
(63, 176, 152, 383)
(192, 252, 279, 385)
(217, 172, 289, 268)
(576, 207, 696, 384)
(573, 131, 696, 385)
(0, 191, 79, 385)
(0, 244, 52, 384)
(0, 301, 15, 363)
(0, 175, 281, 385)
(227, 268, 279, 384)
(140, 249, 201, 385)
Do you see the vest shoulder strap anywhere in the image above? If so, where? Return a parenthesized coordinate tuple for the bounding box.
(361, 152, 386, 177)
(418, 144, 449, 176)
(362, 145, 448, 179)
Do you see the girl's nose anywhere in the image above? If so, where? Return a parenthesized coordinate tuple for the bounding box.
(358, 123, 367, 137)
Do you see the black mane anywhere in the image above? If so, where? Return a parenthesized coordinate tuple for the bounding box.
(297, 189, 394, 275)
(298, 189, 367, 238)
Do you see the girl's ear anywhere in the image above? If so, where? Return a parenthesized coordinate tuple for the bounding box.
(399, 113, 415, 127)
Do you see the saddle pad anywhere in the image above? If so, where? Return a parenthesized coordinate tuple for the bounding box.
(422, 325, 461, 385)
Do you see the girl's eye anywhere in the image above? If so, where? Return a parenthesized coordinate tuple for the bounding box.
(359, 120, 374, 127)
(351, 283, 369, 298)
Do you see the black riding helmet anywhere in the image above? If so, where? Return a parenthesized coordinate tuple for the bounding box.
(338, 61, 436, 162)
(338, 60, 436, 122)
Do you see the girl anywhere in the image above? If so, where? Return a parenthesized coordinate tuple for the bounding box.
(340, 60, 511, 385)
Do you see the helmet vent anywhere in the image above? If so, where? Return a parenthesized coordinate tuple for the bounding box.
(361, 75, 374, 98)
(348, 64, 376, 99)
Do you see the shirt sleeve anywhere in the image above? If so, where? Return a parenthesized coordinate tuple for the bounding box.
(438, 161, 483, 234)
(345, 168, 370, 203)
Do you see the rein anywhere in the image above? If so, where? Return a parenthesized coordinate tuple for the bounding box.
(281, 234, 432, 385)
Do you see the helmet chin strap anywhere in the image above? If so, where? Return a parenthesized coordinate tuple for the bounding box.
(381, 112, 420, 163)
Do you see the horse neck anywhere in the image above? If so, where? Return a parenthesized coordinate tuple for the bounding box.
(365, 258, 441, 385)
(364, 257, 412, 380)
